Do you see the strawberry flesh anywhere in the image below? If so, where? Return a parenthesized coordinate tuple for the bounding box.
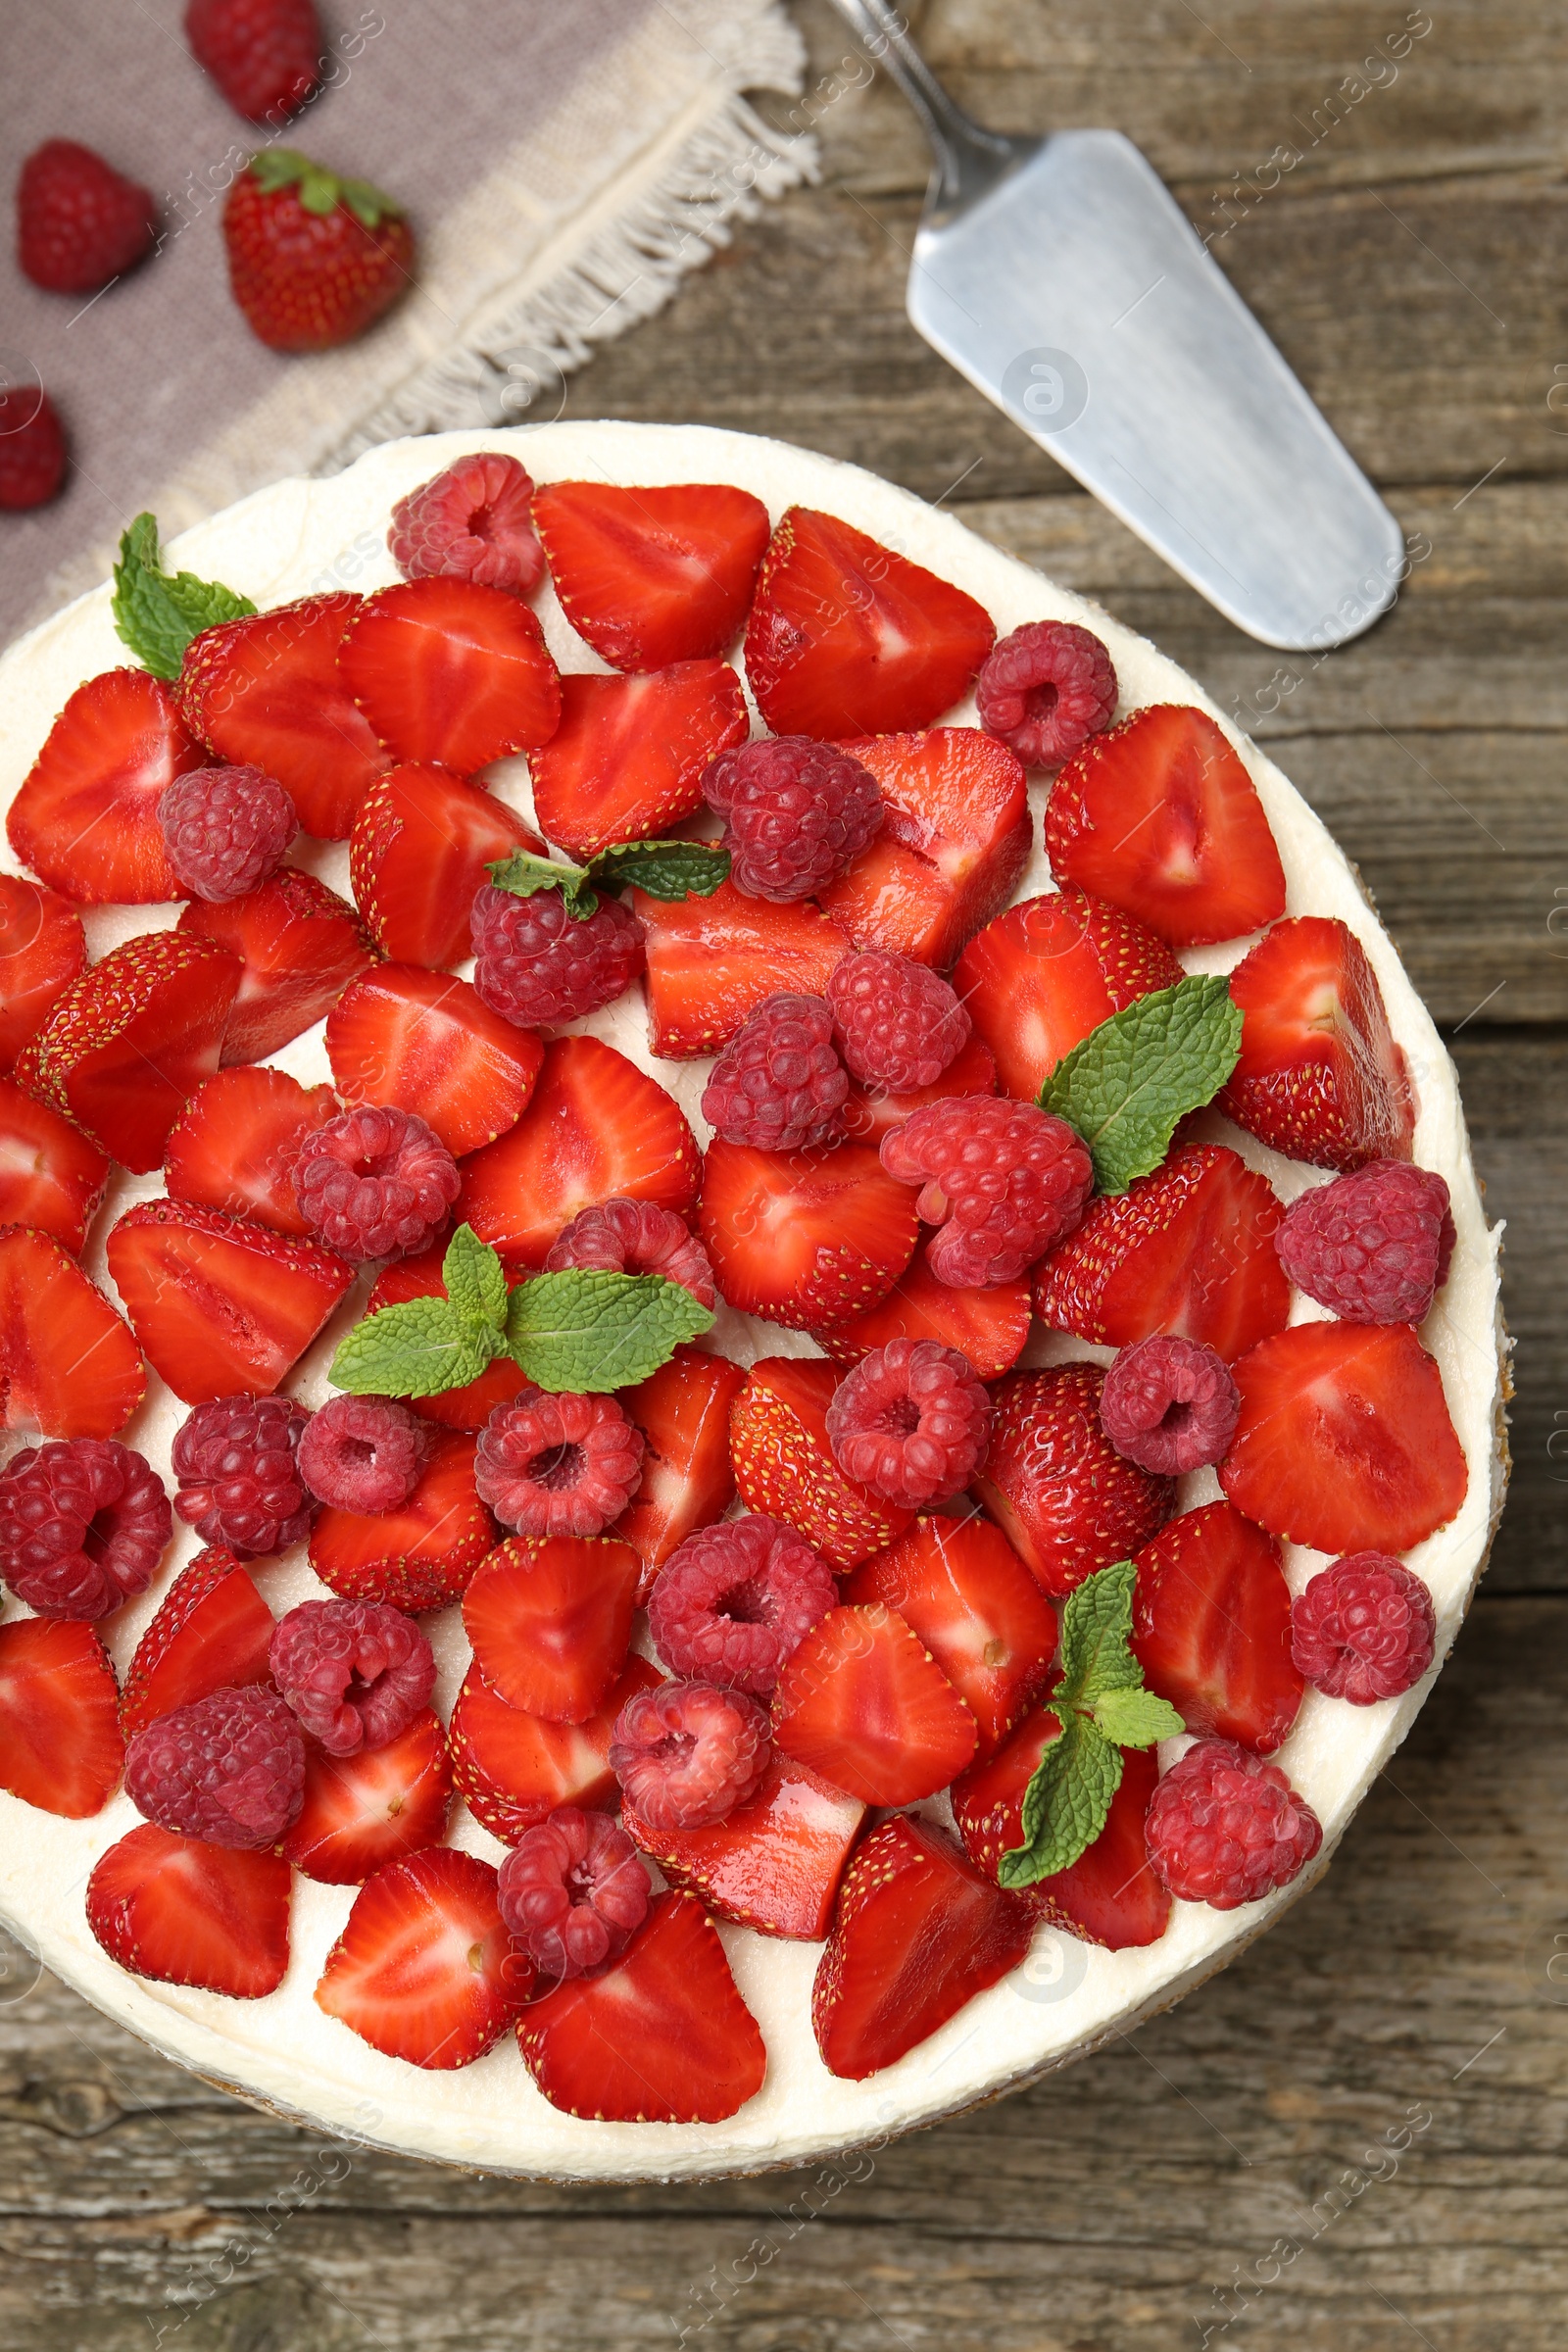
(164, 1065, 340, 1237)
(529, 662, 749, 861)
(349, 761, 544, 969)
(771, 1603, 978, 1804)
(340, 578, 562, 771)
(310, 1433, 496, 1610)
(1130, 1502, 1302, 1754)
(105, 1199, 353, 1402)
(729, 1353, 913, 1569)
(315, 1847, 533, 2068)
(121, 1548, 274, 1739)
(953, 1716, 1171, 1949)
(0, 874, 85, 1071)
(843, 1030, 998, 1145)
(811, 1235, 1032, 1381)
(7, 668, 201, 903)
(327, 963, 543, 1158)
(613, 1344, 748, 1597)
(179, 869, 377, 1065)
(634, 879, 852, 1058)
(462, 1535, 641, 1724)
(1220, 915, 1417, 1170)
(0, 1076, 110, 1252)
(0, 1227, 146, 1439)
(955, 888, 1184, 1101)
(0, 1617, 123, 1817)
(281, 1710, 454, 1885)
(87, 1823, 291, 1998)
(624, 1752, 866, 1940)
(699, 1137, 918, 1330)
(448, 1653, 664, 1841)
(532, 479, 772, 670)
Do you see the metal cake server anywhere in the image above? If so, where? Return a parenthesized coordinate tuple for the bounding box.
(828, 0, 1405, 648)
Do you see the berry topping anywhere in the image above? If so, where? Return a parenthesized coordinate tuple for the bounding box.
(313, 1847, 532, 2068)
(647, 1513, 837, 1694)
(816, 1234, 1031, 1382)
(0, 1229, 146, 1443)
(283, 1710, 453, 1885)
(469, 882, 645, 1028)
(956, 889, 1183, 1104)
(531, 664, 749, 863)
(0, 1440, 170, 1620)
(122, 1549, 274, 1740)
(293, 1104, 460, 1262)
(341, 578, 561, 769)
(699, 991, 849, 1151)
(463, 1536, 642, 1725)
(771, 1603, 978, 1804)
(88, 1826, 291, 1998)
(622, 1753, 865, 1943)
(106, 1201, 352, 1405)
(531, 479, 771, 670)
(178, 869, 376, 1062)
(702, 736, 883, 904)
(543, 1197, 715, 1308)
(124, 1684, 306, 1849)
(0, 1618, 124, 1820)
(0, 874, 85, 1071)
(974, 1362, 1177, 1597)
(611, 1679, 771, 1832)
(186, 0, 322, 124)
(1099, 1336, 1241, 1475)
(496, 1805, 651, 1979)
(1219, 916, 1416, 1172)
(297, 1394, 427, 1514)
(728, 1355, 914, 1569)
(880, 1096, 1094, 1288)
(824, 1338, 992, 1508)
(17, 139, 157, 295)
(350, 763, 539, 961)
(1130, 1504, 1302, 1755)
(270, 1597, 436, 1754)
(0, 385, 68, 511)
(7, 667, 198, 903)
(475, 1392, 646, 1540)
(636, 879, 854, 1059)
(975, 620, 1118, 767)
(700, 1137, 919, 1332)
(1290, 1552, 1437, 1704)
(614, 1348, 747, 1584)
(171, 1395, 313, 1558)
(312, 1432, 495, 1612)
(1145, 1737, 1322, 1911)
(157, 763, 298, 902)
(826, 951, 970, 1094)
(388, 454, 545, 595)
(165, 1065, 339, 1237)
(0, 1077, 110, 1254)
(1276, 1161, 1455, 1325)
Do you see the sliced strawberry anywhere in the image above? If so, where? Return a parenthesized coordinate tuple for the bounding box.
(1219, 1321, 1467, 1554)
(17, 931, 242, 1173)
(105, 1199, 352, 1402)
(519, 1889, 765, 2123)
(1130, 1502, 1301, 1754)
(449, 1653, 662, 1841)
(1219, 916, 1417, 1170)
(953, 1716, 1170, 1949)
(531, 479, 772, 670)
(843, 1515, 1057, 1761)
(613, 1345, 748, 1596)
(339, 578, 563, 771)
(811, 1235, 1031, 1381)
(529, 662, 749, 861)
(178, 869, 377, 1066)
(812, 1814, 1035, 2080)
(310, 1433, 496, 1609)
(818, 728, 1031, 970)
(973, 1363, 1176, 1597)
(772, 1603, 977, 1804)
(0, 1076, 110, 1252)
(459, 1036, 700, 1269)
(326, 963, 541, 1158)
(624, 1752, 866, 1940)
(87, 1824, 290, 1998)
(746, 510, 995, 739)
(349, 761, 544, 968)
(0, 1227, 145, 1439)
(164, 1065, 340, 1237)
(462, 1536, 640, 1724)
(368, 1246, 527, 1431)
(955, 888, 1185, 1101)
(0, 874, 85, 1072)
(282, 1711, 454, 1885)
(0, 1617, 122, 1817)
(699, 1139, 918, 1330)
(634, 879, 852, 1058)
(178, 593, 391, 838)
(120, 1547, 274, 1739)
(6, 668, 200, 903)
(315, 1847, 532, 2068)
(843, 1029, 998, 1144)
(1033, 1144, 1292, 1361)
(1045, 704, 1287, 947)
(728, 1354, 913, 1568)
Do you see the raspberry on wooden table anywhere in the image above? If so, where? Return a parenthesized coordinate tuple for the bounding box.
(824, 1339, 992, 1508)
(297, 1394, 426, 1514)
(389, 455, 545, 595)
(293, 1105, 460, 1261)
(475, 1391, 645, 1540)
(185, 0, 322, 123)
(1290, 1552, 1437, 1704)
(496, 1806, 651, 1979)
(826, 952, 970, 1095)
(544, 1197, 715, 1309)
(172, 1396, 313, 1558)
(700, 993, 849, 1152)
(469, 884, 645, 1028)
(17, 140, 157, 295)
(270, 1597, 435, 1754)
(975, 620, 1118, 767)
(1099, 1336, 1241, 1476)
(1276, 1161, 1456, 1325)
(158, 765, 298, 903)
(702, 736, 882, 903)
(0, 1440, 170, 1619)
(124, 1685, 305, 1849)
(0, 388, 67, 511)
(611, 1678, 771, 1832)
(1145, 1737, 1322, 1910)
(647, 1513, 836, 1694)
(881, 1096, 1094, 1287)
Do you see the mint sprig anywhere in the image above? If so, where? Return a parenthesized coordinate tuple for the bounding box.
(486, 839, 730, 920)
(1038, 974, 1243, 1195)
(999, 1560, 1186, 1889)
(111, 514, 257, 681)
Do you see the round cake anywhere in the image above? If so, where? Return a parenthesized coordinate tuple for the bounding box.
(0, 421, 1505, 2181)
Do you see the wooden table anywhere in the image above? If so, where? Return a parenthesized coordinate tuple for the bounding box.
(4, 4, 1563, 2344)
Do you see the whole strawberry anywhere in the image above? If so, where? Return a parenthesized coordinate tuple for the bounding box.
(17, 140, 157, 296)
(0, 387, 67, 511)
(222, 150, 413, 352)
(186, 0, 322, 125)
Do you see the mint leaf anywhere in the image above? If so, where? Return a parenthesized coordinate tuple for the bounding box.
(111, 513, 256, 681)
(506, 1269, 712, 1392)
(998, 1713, 1122, 1889)
(329, 1298, 497, 1399)
(1092, 1686, 1186, 1747)
(1059, 1556, 1144, 1702)
(1039, 975, 1243, 1194)
(441, 1224, 508, 1335)
(591, 840, 730, 902)
(485, 848, 599, 917)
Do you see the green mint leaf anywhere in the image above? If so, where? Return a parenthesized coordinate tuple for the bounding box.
(1091, 1686, 1187, 1748)
(1057, 1558, 1144, 1706)
(441, 1224, 508, 1335)
(111, 514, 257, 681)
(590, 840, 730, 902)
(485, 848, 598, 918)
(1039, 974, 1243, 1195)
(505, 1268, 712, 1393)
(999, 1712, 1122, 1888)
(329, 1298, 497, 1399)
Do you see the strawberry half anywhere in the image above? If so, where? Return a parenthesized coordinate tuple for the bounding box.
(613, 1345, 748, 1596)
(811, 1235, 1032, 1381)
(955, 889, 1184, 1102)
(282, 1711, 454, 1885)
(120, 1547, 274, 1739)
(531, 479, 772, 670)
(771, 1603, 978, 1804)
(178, 869, 378, 1065)
(105, 1199, 353, 1402)
(1045, 704, 1287, 947)
(0, 1076, 110, 1252)
(462, 1536, 641, 1724)
(519, 1888, 765, 2123)
(818, 729, 1031, 970)
(0, 874, 85, 1071)
(339, 578, 563, 771)
(1033, 1143, 1292, 1361)
(1131, 1502, 1302, 1754)
(87, 1824, 291, 1998)
(624, 1752, 866, 1940)
(699, 1139, 918, 1330)
(0, 1227, 146, 1439)
(164, 1065, 340, 1237)
(811, 1814, 1036, 2081)
(326, 963, 542, 1157)
(7, 668, 201, 903)
(1220, 1321, 1467, 1554)
(728, 1354, 913, 1568)
(0, 1617, 122, 1817)
(349, 761, 544, 968)
(315, 1848, 533, 2068)
(745, 510, 995, 739)
(311, 1433, 496, 1610)
(368, 1246, 527, 1432)
(973, 1363, 1176, 1597)
(634, 879, 852, 1058)
(1219, 916, 1417, 1170)
(448, 1654, 663, 1842)
(953, 1717, 1170, 1949)
(843, 1030, 998, 1145)
(528, 662, 749, 861)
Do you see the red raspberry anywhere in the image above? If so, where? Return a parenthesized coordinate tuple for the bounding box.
(544, 1197, 715, 1309)
(611, 1678, 771, 1831)
(157, 764, 298, 902)
(0, 387, 68, 512)
(975, 620, 1118, 768)
(825, 1337, 992, 1507)
(1099, 1336, 1240, 1475)
(388, 454, 544, 595)
(826, 951, 970, 1094)
(185, 0, 322, 125)
(1291, 1552, 1437, 1704)
(294, 1105, 460, 1261)
(648, 1513, 836, 1694)
(702, 736, 882, 903)
(1146, 1738, 1322, 1910)
(124, 1684, 305, 1849)
(1276, 1161, 1455, 1325)
(496, 1805, 650, 1979)
(269, 1597, 435, 1754)
(17, 140, 157, 296)
(296, 1394, 426, 1514)
(699, 992, 848, 1151)
(469, 883, 645, 1028)
(880, 1096, 1094, 1287)
(172, 1396, 313, 1558)
(0, 1440, 170, 1620)
(475, 1390, 645, 1539)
